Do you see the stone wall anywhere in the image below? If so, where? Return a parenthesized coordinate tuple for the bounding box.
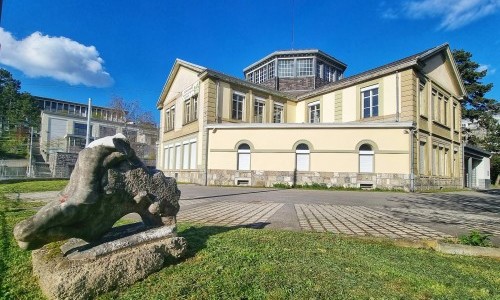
(49, 152, 78, 178)
(277, 77, 315, 92)
(206, 169, 412, 191)
(414, 176, 462, 191)
(162, 170, 205, 185)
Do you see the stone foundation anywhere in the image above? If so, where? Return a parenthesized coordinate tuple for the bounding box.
(415, 176, 463, 191)
(206, 169, 412, 191)
(162, 170, 205, 185)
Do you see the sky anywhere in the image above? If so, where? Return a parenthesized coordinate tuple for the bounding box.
(1, 0, 499, 123)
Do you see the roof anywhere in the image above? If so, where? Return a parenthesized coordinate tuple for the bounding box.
(297, 43, 466, 100)
(158, 43, 467, 107)
(243, 49, 347, 73)
(464, 144, 492, 158)
(156, 59, 206, 108)
(199, 69, 296, 100)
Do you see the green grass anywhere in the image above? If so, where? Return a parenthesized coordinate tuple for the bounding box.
(0, 180, 68, 194)
(1, 196, 499, 299)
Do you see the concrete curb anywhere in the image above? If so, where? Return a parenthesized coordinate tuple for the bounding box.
(434, 241, 500, 259)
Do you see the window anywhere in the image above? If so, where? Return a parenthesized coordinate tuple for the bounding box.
(453, 103, 458, 130)
(175, 144, 181, 169)
(232, 92, 245, 120)
(165, 106, 175, 131)
(419, 141, 426, 175)
(184, 96, 198, 124)
(184, 98, 191, 124)
(295, 143, 310, 171)
(361, 86, 379, 118)
(296, 58, 313, 76)
(432, 145, 438, 175)
(190, 141, 197, 169)
(99, 126, 116, 138)
(268, 62, 275, 79)
(74, 123, 92, 137)
(278, 59, 294, 77)
(432, 90, 437, 121)
(443, 97, 448, 126)
(237, 143, 251, 171)
(183, 142, 190, 169)
(444, 148, 449, 176)
(254, 98, 265, 123)
(273, 103, 284, 123)
(168, 146, 174, 169)
(308, 101, 320, 123)
(359, 144, 374, 173)
(419, 83, 427, 116)
(163, 145, 173, 169)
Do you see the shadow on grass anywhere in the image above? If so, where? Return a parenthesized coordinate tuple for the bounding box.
(175, 223, 266, 263)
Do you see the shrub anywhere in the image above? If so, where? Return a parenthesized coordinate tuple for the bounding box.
(458, 230, 492, 247)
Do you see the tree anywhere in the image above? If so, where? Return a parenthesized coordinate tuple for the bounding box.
(453, 50, 500, 185)
(452, 50, 499, 123)
(107, 97, 158, 162)
(0, 69, 40, 158)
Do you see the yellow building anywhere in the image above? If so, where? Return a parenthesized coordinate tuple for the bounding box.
(156, 43, 466, 191)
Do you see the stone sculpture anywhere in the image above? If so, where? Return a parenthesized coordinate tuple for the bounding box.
(14, 133, 180, 250)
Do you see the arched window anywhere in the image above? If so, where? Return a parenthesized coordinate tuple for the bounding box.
(359, 144, 374, 173)
(237, 143, 251, 170)
(295, 143, 310, 171)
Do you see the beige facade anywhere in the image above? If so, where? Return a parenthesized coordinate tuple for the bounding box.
(157, 45, 466, 191)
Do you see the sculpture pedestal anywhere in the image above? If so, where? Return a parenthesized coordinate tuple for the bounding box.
(31, 224, 187, 300)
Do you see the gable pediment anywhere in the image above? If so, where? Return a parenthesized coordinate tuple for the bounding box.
(420, 49, 466, 98)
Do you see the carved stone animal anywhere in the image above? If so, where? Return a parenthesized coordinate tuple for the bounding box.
(14, 134, 180, 250)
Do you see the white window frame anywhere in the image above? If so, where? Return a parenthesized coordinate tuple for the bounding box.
(361, 85, 379, 118)
(273, 103, 284, 123)
(359, 144, 374, 173)
(295, 144, 310, 172)
(237, 144, 251, 171)
(232, 92, 245, 120)
(254, 98, 265, 123)
(308, 101, 320, 123)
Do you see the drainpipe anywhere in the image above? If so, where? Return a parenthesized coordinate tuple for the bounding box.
(396, 72, 400, 122)
(204, 127, 209, 186)
(409, 126, 416, 192)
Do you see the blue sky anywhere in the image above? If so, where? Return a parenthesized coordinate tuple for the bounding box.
(1, 0, 499, 122)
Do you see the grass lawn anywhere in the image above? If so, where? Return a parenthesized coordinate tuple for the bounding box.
(0, 180, 69, 194)
(1, 196, 499, 299)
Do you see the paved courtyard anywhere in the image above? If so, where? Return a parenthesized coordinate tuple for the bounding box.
(10, 186, 500, 244)
(176, 185, 500, 244)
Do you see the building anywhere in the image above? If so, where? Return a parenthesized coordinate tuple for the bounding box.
(156, 44, 466, 191)
(36, 97, 158, 177)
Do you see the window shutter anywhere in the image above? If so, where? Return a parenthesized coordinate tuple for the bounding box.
(190, 142, 197, 169)
(238, 153, 251, 170)
(296, 153, 309, 171)
(359, 154, 373, 173)
(183, 143, 190, 169)
(175, 145, 181, 169)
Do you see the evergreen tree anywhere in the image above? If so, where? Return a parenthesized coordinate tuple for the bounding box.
(0, 69, 40, 157)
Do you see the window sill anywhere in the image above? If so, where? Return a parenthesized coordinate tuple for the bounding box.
(183, 119, 198, 126)
(432, 121, 450, 130)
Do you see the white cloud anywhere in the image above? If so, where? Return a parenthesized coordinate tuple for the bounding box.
(381, 0, 500, 30)
(478, 64, 497, 75)
(0, 28, 113, 87)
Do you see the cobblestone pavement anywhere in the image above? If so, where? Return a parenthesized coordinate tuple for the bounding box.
(387, 207, 500, 236)
(178, 201, 284, 228)
(295, 204, 450, 239)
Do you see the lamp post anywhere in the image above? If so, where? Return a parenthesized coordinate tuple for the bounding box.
(27, 126, 33, 177)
